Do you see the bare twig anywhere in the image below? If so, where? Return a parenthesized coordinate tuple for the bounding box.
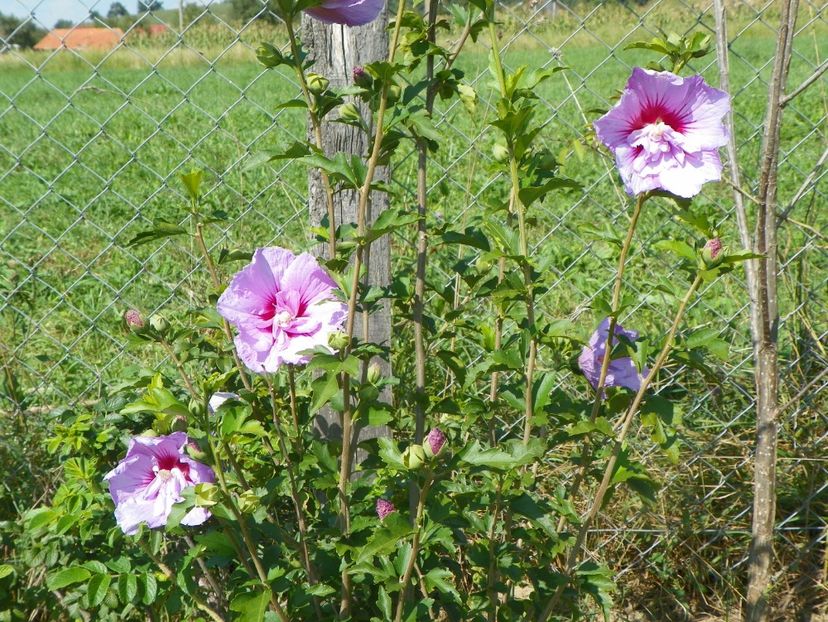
(781, 58, 827, 107)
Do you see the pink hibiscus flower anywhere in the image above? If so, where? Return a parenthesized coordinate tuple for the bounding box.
(305, 0, 384, 26)
(578, 317, 649, 393)
(594, 68, 730, 198)
(104, 432, 215, 535)
(217, 247, 347, 373)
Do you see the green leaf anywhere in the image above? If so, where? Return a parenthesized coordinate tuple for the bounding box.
(0, 565, 15, 580)
(140, 573, 157, 605)
(230, 588, 271, 622)
(459, 439, 544, 470)
(355, 513, 414, 564)
(46, 567, 92, 591)
(378, 437, 405, 470)
(87, 573, 111, 608)
(306, 583, 336, 597)
(180, 168, 203, 202)
(310, 373, 339, 414)
(127, 221, 188, 247)
(118, 573, 138, 604)
(424, 567, 460, 600)
(653, 239, 697, 262)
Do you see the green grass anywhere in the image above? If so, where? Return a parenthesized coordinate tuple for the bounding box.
(0, 4, 825, 615)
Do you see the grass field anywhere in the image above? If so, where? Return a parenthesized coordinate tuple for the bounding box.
(0, 1, 826, 616)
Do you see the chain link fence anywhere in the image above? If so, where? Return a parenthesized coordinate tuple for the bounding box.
(1, 0, 826, 618)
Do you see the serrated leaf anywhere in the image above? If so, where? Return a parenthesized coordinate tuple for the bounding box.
(118, 573, 138, 604)
(230, 588, 271, 622)
(87, 573, 111, 608)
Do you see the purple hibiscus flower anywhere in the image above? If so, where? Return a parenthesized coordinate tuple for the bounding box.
(217, 247, 347, 373)
(305, 0, 384, 26)
(104, 432, 215, 535)
(578, 317, 649, 393)
(594, 68, 730, 198)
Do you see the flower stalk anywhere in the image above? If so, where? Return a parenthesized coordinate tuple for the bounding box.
(393, 475, 433, 622)
(556, 191, 647, 532)
(538, 271, 703, 621)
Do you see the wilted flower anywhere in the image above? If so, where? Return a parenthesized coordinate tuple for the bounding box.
(594, 68, 730, 198)
(104, 432, 215, 535)
(208, 391, 239, 414)
(304, 0, 384, 26)
(217, 248, 347, 373)
(578, 317, 649, 393)
(376, 498, 395, 521)
(425, 428, 446, 458)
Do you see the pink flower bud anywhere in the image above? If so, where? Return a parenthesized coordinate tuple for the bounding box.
(425, 428, 446, 458)
(352, 65, 371, 88)
(702, 238, 725, 267)
(376, 498, 395, 521)
(124, 309, 144, 331)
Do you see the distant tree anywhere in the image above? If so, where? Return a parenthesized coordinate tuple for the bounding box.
(108, 2, 130, 18)
(137, 0, 163, 12)
(182, 2, 203, 25)
(231, 0, 278, 23)
(0, 12, 46, 48)
(54, 19, 74, 28)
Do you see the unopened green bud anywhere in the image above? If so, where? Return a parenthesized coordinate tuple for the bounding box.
(148, 314, 169, 336)
(492, 144, 509, 163)
(338, 102, 362, 124)
(367, 362, 382, 385)
(186, 441, 208, 461)
(170, 415, 188, 432)
(328, 331, 349, 351)
(194, 482, 218, 507)
(402, 444, 426, 470)
(238, 490, 260, 515)
(256, 43, 283, 68)
(386, 84, 401, 105)
(307, 73, 329, 95)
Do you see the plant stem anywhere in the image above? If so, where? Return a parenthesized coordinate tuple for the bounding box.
(286, 366, 301, 440)
(538, 273, 703, 622)
(265, 375, 322, 619)
(140, 539, 225, 622)
(205, 430, 289, 622)
(486, 21, 538, 445)
(337, 2, 407, 615)
(283, 16, 337, 260)
(184, 534, 225, 614)
(193, 220, 252, 392)
(555, 192, 646, 533)
(160, 339, 200, 400)
(412, 0, 439, 448)
(393, 476, 433, 622)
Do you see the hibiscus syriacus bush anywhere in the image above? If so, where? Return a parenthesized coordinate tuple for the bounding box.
(17, 5, 769, 621)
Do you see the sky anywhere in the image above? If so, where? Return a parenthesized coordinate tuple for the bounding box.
(0, 0, 208, 26)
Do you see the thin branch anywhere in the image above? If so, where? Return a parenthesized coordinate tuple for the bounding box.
(781, 58, 827, 107)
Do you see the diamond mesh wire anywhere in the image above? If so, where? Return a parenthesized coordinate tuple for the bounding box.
(0, 0, 825, 617)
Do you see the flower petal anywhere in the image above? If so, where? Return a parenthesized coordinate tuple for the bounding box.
(305, 0, 384, 26)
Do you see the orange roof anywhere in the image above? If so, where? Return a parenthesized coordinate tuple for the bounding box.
(147, 24, 168, 36)
(34, 28, 124, 51)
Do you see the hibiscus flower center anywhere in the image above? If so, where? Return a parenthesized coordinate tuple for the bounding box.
(646, 120, 670, 138)
(274, 309, 294, 327)
(155, 468, 173, 482)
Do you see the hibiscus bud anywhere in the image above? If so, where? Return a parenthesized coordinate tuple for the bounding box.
(238, 490, 260, 514)
(402, 444, 426, 470)
(338, 102, 362, 124)
(386, 84, 401, 105)
(171, 415, 188, 432)
(306, 73, 329, 95)
(701, 238, 724, 268)
(123, 309, 145, 332)
(148, 314, 169, 336)
(187, 441, 208, 461)
(367, 362, 382, 385)
(257, 43, 283, 68)
(328, 331, 349, 351)
(424, 428, 446, 458)
(352, 65, 372, 88)
(492, 144, 509, 163)
(376, 498, 395, 521)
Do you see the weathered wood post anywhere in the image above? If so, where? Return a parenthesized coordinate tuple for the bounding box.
(303, 14, 392, 456)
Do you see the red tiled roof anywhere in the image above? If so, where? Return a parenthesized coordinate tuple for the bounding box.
(33, 28, 124, 51)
